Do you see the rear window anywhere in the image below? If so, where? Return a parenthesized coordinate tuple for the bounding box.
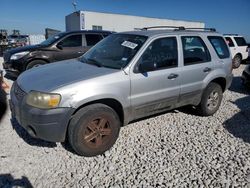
(208, 36, 230, 59)
(85, 34, 103, 46)
(234, 37, 247, 46)
(225, 37, 235, 47)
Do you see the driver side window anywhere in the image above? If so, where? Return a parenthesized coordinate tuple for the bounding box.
(138, 37, 178, 72)
(60, 34, 82, 47)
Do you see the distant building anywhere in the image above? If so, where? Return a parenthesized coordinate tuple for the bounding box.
(65, 11, 205, 32)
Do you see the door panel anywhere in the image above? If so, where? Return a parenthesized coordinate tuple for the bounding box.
(130, 36, 180, 120)
(179, 36, 213, 106)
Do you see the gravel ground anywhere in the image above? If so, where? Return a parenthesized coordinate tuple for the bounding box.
(0, 57, 250, 187)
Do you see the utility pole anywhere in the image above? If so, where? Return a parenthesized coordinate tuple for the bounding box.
(72, 0, 77, 12)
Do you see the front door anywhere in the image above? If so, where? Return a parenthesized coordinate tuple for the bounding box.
(53, 34, 84, 62)
(130, 36, 180, 120)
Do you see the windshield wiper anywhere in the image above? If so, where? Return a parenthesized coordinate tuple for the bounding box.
(85, 58, 103, 67)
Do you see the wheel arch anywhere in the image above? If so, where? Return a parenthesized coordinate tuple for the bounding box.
(71, 98, 125, 125)
(25, 58, 50, 69)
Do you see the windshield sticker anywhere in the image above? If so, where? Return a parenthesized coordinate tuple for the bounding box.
(121, 41, 138, 49)
(121, 57, 128, 61)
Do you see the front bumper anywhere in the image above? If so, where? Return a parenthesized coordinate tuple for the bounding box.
(10, 83, 75, 142)
(242, 69, 250, 86)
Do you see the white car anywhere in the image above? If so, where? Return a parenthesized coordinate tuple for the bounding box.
(224, 35, 248, 68)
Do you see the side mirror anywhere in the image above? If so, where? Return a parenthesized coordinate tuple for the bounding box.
(138, 61, 156, 73)
(56, 42, 63, 50)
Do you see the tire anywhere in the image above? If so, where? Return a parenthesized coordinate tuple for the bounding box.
(197, 82, 223, 116)
(0, 87, 7, 121)
(26, 60, 47, 70)
(233, 54, 242, 69)
(68, 104, 121, 157)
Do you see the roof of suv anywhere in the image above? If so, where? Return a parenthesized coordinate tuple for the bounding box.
(120, 29, 219, 37)
(63, 30, 114, 35)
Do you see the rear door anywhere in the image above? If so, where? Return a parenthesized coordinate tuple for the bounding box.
(53, 34, 83, 61)
(130, 36, 180, 119)
(178, 35, 213, 106)
(234, 37, 248, 60)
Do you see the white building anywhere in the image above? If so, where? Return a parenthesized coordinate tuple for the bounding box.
(66, 11, 205, 32)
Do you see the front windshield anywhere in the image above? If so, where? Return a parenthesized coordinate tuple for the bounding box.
(81, 34, 148, 69)
(40, 32, 65, 46)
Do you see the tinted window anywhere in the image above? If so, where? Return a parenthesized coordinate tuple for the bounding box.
(208, 36, 230, 59)
(61, 34, 82, 47)
(85, 34, 103, 46)
(139, 37, 178, 71)
(225, 37, 235, 47)
(234, 37, 247, 46)
(182, 36, 211, 65)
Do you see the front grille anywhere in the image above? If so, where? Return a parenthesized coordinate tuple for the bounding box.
(13, 82, 26, 101)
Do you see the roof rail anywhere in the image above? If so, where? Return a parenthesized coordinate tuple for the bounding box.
(141, 26, 216, 32)
(223, 34, 239, 36)
(142, 26, 185, 31)
(185, 28, 216, 32)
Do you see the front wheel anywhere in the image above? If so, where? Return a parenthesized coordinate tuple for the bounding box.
(26, 60, 46, 70)
(197, 82, 223, 116)
(233, 54, 242, 69)
(68, 104, 121, 157)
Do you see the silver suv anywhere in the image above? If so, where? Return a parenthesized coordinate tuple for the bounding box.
(10, 27, 233, 156)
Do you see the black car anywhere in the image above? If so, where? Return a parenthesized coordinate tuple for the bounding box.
(3, 30, 113, 77)
(242, 64, 250, 87)
(0, 70, 7, 121)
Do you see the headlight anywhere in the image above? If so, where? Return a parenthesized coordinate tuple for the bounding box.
(26, 91, 61, 109)
(10, 51, 29, 60)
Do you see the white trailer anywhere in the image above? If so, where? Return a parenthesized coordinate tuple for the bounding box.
(66, 11, 205, 32)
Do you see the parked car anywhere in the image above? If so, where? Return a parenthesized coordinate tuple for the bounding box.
(3, 30, 113, 77)
(224, 34, 248, 68)
(0, 70, 7, 121)
(242, 64, 250, 87)
(10, 27, 233, 156)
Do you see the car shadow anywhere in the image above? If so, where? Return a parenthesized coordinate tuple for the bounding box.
(228, 76, 250, 95)
(0, 174, 33, 188)
(10, 118, 57, 148)
(223, 95, 250, 144)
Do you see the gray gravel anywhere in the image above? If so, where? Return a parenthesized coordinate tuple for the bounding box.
(0, 58, 250, 187)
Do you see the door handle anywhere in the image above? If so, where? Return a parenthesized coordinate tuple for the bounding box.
(168, 73, 179, 79)
(203, 67, 211, 73)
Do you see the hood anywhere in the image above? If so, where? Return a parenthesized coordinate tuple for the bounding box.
(17, 59, 119, 93)
(6, 44, 46, 55)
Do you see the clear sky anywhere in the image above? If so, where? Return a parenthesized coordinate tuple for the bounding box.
(1, 0, 250, 42)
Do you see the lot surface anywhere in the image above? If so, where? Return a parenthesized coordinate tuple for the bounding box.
(0, 57, 250, 187)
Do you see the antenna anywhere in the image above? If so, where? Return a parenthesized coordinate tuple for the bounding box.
(72, 0, 77, 12)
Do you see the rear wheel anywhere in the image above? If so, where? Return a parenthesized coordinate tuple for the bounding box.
(26, 60, 47, 70)
(68, 104, 121, 157)
(197, 82, 223, 116)
(233, 54, 242, 68)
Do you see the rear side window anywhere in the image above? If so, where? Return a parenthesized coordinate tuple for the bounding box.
(85, 34, 103, 46)
(181, 36, 211, 65)
(234, 37, 247, 46)
(61, 34, 82, 47)
(208, 36, 230, 59)
(225, 37, 235, 47)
